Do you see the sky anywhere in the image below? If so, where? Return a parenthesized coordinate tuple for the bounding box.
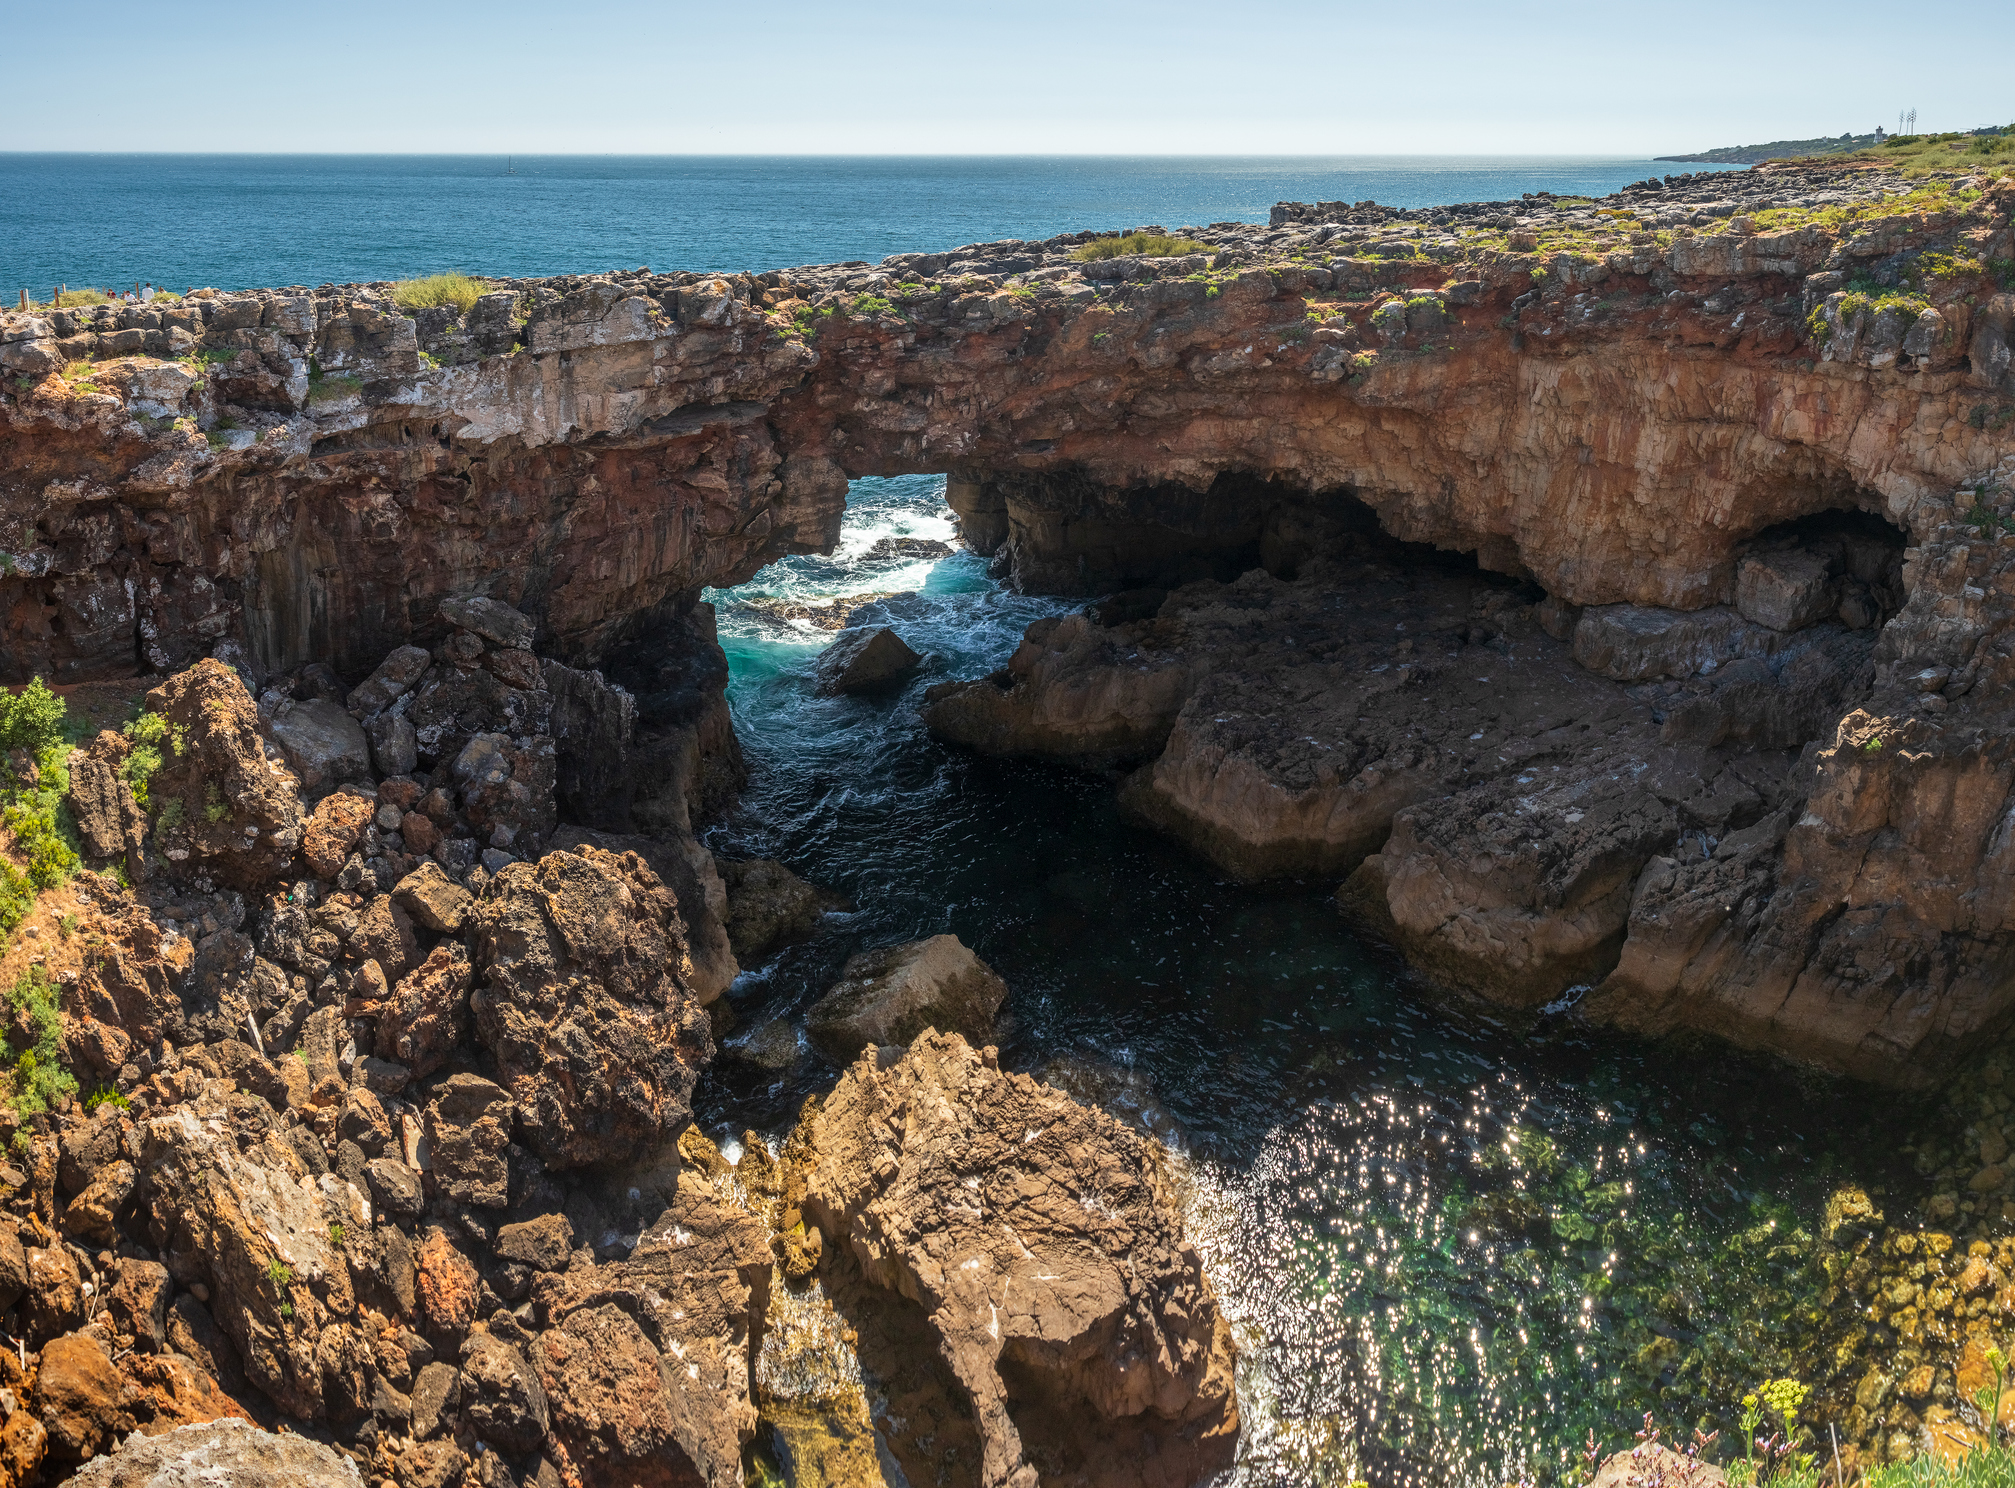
(6, 0, 2011, 155)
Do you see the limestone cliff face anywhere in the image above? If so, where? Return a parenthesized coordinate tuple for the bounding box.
(4, 166, 2010, 689)
(5, 163, 2015, 1084)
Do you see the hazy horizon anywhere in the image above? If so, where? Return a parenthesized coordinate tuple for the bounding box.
(9, 0, 2007, 156)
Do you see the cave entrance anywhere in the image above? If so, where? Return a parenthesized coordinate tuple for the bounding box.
(941, 466, 1534, 598)
(1727, 504, 1909, 634)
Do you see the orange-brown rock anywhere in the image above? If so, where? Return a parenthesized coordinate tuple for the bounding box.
(139, 660, 304, 886)
(33, 1331, 134, 1467)
(794, 1030, 1238, 1488)
(414, 1226, 480, 1346)
(375, 942, 472, 1078)
(469, 847, 712, 1168)
(302, 791, 374, 878)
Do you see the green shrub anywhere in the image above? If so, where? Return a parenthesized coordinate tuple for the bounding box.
(5, 966, 75, 1119)
(0, 680, 65, 758)
(121, 710, 183, 811)
(391, 273, 489, 315)
(1867, 1445, 2015, 1488)
(1070, 233, 1212, 262)
(0, 863, 31, 942)
(83, 1086, 129, 1113)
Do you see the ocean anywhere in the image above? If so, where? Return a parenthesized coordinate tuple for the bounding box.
(0, 153, 1739, 296)
(7, 150, 1856, 1487)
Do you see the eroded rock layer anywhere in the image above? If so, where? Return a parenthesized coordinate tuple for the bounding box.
(3, 163, 2014, 1088)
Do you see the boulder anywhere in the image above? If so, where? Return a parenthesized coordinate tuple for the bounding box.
(440, 595, 535, 650)
(550, 826, 737, 1003)
(352, 893, 420, 986)
(137, 1105, 355, 1419)
(140, 660, 305, 887)
(1590, 1445, 1727, 1488)
(268, 697, 371, 797)
(34, 1331, 134, 1465)
(368, 711, 419, 777)
(62, 1157, 137, 1242)
(496, 1213, 573, 1272)
(531, 1181, 769, 1483)
(120, 1350, 255, 1435)
(794, 1031, 1238, 1488)
(805, 934, 1007, 1065)
(415, 1226, 481, 1346)
(376, 944, 472, 1079)
(65, 1417, 362, 1487)
(469, 847, 712, 1168)
(393, 861, 473, 935)
(536, 1302, 728, 1488)
(423, 1073, 512, 1209)
(347, 644, 434, 717)
(106, 1258, 173, 1351)
(716, 857, 839, 963)
(1736, 546, 1836, 631)
(301, 791, 375, 879)
(409, 1360, 460, 1439)
(812, 625, 921, 695)
(458, 1329, 549, 1454)
(365, 1157, 425, 1223)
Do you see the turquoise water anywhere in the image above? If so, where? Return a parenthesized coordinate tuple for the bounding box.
(0, 153, 1738, 293)
(700, 478, 1911, 1487)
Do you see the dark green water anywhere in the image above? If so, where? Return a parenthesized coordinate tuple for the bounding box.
(696, 476, 1914, 1486)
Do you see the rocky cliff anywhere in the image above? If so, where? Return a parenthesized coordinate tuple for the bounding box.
(4, 158, 2014, 1091)
(0, 618, 1234, 1488)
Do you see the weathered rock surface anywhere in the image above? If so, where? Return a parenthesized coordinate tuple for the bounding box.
(811, 625, 922, 694)
(715, 857, 841, 964)
(140, 661, 304, 887)
(794, 1031, 1238, 1488)
(470, 846, 712, 1167)
(804, 933, 1008, 1065)
(66, 1417, 362, 1487)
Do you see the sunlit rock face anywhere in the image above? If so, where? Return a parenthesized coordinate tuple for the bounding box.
(5, 162, 2015, 1082)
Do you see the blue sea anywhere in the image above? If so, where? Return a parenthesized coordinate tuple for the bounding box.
(0, 153, 1738, 295)
(6, 151, 1860, 1488)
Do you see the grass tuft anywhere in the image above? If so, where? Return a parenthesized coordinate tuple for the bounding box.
(391, 273, 490, 315)
(1071, 233, 1213, 262)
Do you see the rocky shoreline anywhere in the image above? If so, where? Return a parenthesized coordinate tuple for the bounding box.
(0, 155, 2014, 1483)
(6, 157, 2015, 1084)
(0, 602, 1237, 1488)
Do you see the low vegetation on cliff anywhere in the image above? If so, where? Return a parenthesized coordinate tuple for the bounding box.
(1071, 230, 1212, 260)
(390, 271, 490, 314)
(0, 680, 81, 941)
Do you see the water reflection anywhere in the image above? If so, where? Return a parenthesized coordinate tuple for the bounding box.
(699, 476, 1915, 1485)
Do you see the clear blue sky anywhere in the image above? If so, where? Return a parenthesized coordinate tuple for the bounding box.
(9, 0, 2010, 154)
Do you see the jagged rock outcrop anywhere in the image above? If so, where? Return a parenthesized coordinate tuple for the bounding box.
(470, 846, 713, 1168)
(792, 1031, 1239, 1488)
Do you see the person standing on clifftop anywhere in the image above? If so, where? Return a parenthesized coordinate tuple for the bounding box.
(141, 283, 154, 301)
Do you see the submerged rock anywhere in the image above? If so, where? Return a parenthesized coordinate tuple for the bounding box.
(804, 933, 1007, 1065)
(812, 625, 922, 695)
